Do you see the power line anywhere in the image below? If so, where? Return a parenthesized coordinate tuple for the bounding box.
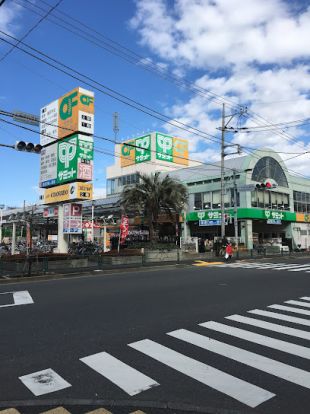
(0, 31, 223, 147)
(0, 0, 63, 63)
(15, 0, 239, 110)
(0, 113, 244, 174)
(18, 0, 308, 151)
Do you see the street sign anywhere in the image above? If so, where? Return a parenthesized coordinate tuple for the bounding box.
(237, 184, 256, 192)
(13, 111, 40, 126)
(199, 219, 222, 226)
(267, 219, 282, 225)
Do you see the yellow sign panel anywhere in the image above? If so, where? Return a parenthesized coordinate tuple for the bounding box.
(296, 213, 310, 223)
(120, 140, 135, 167)
(58, 87, 95, 139)
(43, 182, 93, 204)
(173, 137, 189, 165)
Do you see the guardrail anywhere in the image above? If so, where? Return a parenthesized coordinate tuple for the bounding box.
(0, 249, 309, 278)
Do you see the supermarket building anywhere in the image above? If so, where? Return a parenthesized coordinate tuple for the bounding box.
(106, 135, 310, 250)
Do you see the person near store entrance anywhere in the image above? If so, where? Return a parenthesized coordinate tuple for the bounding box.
(225, 242, 233, 261)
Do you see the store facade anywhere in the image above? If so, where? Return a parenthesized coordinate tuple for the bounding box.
(169, 148, 310, 250)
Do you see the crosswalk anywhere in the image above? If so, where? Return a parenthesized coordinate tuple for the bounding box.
(194, 260, 310, 273)
(17, 295, 310, 410)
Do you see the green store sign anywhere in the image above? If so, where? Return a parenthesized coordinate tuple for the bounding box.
(57, 134, 94, 184)
(187, 208, 297, 222)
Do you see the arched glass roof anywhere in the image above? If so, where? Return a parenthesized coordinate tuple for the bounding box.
(252, 156, 288, 187)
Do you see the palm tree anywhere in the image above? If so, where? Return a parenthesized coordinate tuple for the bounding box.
(120, 172, 188, 242)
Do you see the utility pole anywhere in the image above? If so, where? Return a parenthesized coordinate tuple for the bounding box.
(113, 112, 119, 143)
(220, 103, 225, 239)
(233, 169, 238, 252)
(218, 105, 247, 242)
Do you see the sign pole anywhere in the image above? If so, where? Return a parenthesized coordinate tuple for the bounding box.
(91, 203, 94, 243)
(57, 204, 68, 253)
(233, 169, 239, 252)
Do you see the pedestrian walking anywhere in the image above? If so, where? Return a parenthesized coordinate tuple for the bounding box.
(225, 242, 233, 261)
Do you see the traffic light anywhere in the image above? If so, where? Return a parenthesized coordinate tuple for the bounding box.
(256, 181, 274, 190)
(15, 141, 42, 153)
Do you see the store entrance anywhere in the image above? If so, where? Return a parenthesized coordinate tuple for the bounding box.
(252, 220, 291, 249)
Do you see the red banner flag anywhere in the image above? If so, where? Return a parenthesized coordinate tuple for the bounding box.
(120, 215, 129, 244)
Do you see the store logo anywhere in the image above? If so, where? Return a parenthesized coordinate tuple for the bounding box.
(198, 212, 205, 219)
(265, 210, 271, 219)
(59, 138, 77, 168)
(135, 136, 150, 155)
(80, 94, 94, 106)
(121, 141, 134, 156)
(59, 91, 78, 120)
(157, 134, 173, 153)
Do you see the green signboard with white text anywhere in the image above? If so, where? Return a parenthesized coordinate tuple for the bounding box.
(187, 208, 297, 222)
(40, 134, 94, 188)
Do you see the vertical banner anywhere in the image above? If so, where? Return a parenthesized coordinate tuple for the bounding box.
(26, 222, 32, 251)
(120, 215, 129, 244)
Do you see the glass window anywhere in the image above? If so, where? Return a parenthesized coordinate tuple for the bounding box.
(212, 191, 221, 208)
(252, 157, 288, 187)
(271, 192, 277, 209)
(203, 192, 211, 209)
(257, 191, 264, 208)
(251, 191, 258, 207)
(194, 193, 202, 210)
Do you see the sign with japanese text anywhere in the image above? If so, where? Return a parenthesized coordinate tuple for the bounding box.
(63, 203, 82, 234)
(156, 133, 188, 165)
(119, 133, 189, 167)
(120, 135, 151, 167)
(43, 182, 93, 204)
(40, 87, 94, 144)
(40, 134, 93, 188)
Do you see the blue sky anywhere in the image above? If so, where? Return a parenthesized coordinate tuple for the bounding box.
(1, 0, 310, 206)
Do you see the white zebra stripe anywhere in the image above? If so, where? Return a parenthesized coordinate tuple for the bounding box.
(200, 321, 310, 359)
(80, 352, 159, 396)
(268, 304, 310, 316)
(248, 309, 310, 326)
(168, 329, 310, 390)
(226, 314, 310, 341)
(129, 339, 274, 408)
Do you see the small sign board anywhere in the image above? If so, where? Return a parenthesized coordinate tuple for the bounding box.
(237, 184, 256, 192)
(199, 219, 222, 226)
(267, 219, 282, 225)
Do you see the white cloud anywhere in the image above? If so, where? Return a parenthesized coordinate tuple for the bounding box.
(0, 2, 22, 36)
(131, 0, 310, 175)
(131, 0, 310, 68)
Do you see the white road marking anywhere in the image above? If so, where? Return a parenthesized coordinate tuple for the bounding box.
(285, 300, 310, 308)
(248, 309, 310, 327)
(226, 314, 310, 341)
(80, 351, 159, 396)
(19, 368, 71, 396)
(0, 291, 34, 308)
(168, 329, 310, 390)
(268, 304, 310, 316)
(300, 296, 310, 301)
(129, 339, 274, 408)
(272, 264, 304, 270)
(289, 266, 310, 272)
(200, 321, 310, 359)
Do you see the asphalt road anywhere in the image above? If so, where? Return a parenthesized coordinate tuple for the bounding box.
(1, 257, 310, 414)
